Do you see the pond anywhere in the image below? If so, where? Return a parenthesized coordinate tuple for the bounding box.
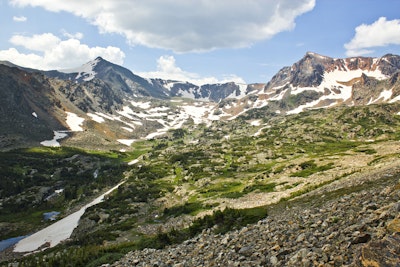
(0, 236, 28, 252)
(43, 211, 60, 221)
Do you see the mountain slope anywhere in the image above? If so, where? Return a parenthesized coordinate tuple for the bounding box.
(0, 65, 67, 148)
(1, 53, 400, 150)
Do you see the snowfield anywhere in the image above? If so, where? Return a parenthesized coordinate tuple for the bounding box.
(14, 182, 125, 253)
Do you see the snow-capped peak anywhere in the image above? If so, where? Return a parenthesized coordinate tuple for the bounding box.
(60, 57, 101, 81)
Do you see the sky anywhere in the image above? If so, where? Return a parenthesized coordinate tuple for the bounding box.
(0, 0, 400, 85)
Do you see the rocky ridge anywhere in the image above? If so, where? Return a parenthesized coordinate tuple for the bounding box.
(111, 163, 400, 267)
(264, 52, 400, 90)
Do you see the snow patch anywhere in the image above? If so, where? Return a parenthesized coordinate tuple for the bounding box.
(269, 88, 288, 101)
(250, 120, 261, 126)
(164, 82, 176, 91)
(226, 83, 248, 99)
(145, 130, 168, 140)
(94, 112, 115, 121)
(121, 127, 134, 132)
(128, 159, 139, 165)
(65, 112, 84, 131)
(253, 125, 270, 137)
(62, 58, 100, 81)
(322, 69, 387, 89)
(290, 86, 324, 96)
(117, 139, 136, 146)
(117, 106, 136, 120)
(40, 131, 68, 147)
(131, 101, 151, 109)
(389, 94, 400, 103)
(379, 89, 393, 101)
(287, 99, 322, 115)
(367, 89, 393, 105)
(87, 113, 105, 123)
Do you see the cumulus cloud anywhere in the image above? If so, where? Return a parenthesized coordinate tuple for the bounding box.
(10, 33, 60, 52)
(0, 33, 125, 69)
(138, 55, 246, 85)
(61, 30, 84, 40)
(345, 17, 400, 56)
(13, 15, 27, 22)
(10, 0, 315, 53)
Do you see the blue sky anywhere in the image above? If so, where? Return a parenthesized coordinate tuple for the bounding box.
(1, 0, 400, 85)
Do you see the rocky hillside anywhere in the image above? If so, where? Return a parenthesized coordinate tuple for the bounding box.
(113, 164, 400, 267)
(0, 65, 66, 148)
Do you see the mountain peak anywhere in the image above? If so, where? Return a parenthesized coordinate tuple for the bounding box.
(59, 57, 102, 81)
(305, 51, 331, 59)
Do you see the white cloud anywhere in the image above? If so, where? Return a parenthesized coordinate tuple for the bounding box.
(10, 33, 60, 52)
(13, 15, 27, 22)
(138, 55, 246, 86)
(345, 17, 400, 56)
(10, 0, 315, 53)
(0, 33, 125, 69)
(61, 30, 84, 40)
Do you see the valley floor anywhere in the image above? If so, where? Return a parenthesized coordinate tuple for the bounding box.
(111, 161, 400, 267)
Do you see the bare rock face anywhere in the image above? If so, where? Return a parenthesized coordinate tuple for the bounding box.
(356, 233, 400, 267)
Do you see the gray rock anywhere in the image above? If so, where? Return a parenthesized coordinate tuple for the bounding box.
(269, 255, 279, 266)
(238, 246, 253, 256)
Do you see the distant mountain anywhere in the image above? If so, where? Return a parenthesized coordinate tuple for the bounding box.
(47, 57, 168, 99)
(265, 52, 400, 90)
(43, 57, 249, 102)
(250, 52, 400, 115)
(1, 52, 400, 149)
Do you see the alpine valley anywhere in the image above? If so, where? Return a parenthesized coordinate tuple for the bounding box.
(1, 52, 400, 266)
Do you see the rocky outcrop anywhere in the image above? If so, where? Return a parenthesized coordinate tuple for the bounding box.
(356, 233, 400, 267)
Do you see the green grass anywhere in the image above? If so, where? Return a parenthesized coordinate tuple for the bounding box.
(354, 147, 377, 154)
(290, 161, 334, 178)
(198, 181, 243, 198)
(242, 182, 277, 193)
(163, 201, 216, 217)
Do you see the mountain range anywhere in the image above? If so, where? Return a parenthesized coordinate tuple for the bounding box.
(2, 52, 400, 266)
(1, 52, 400, 150)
